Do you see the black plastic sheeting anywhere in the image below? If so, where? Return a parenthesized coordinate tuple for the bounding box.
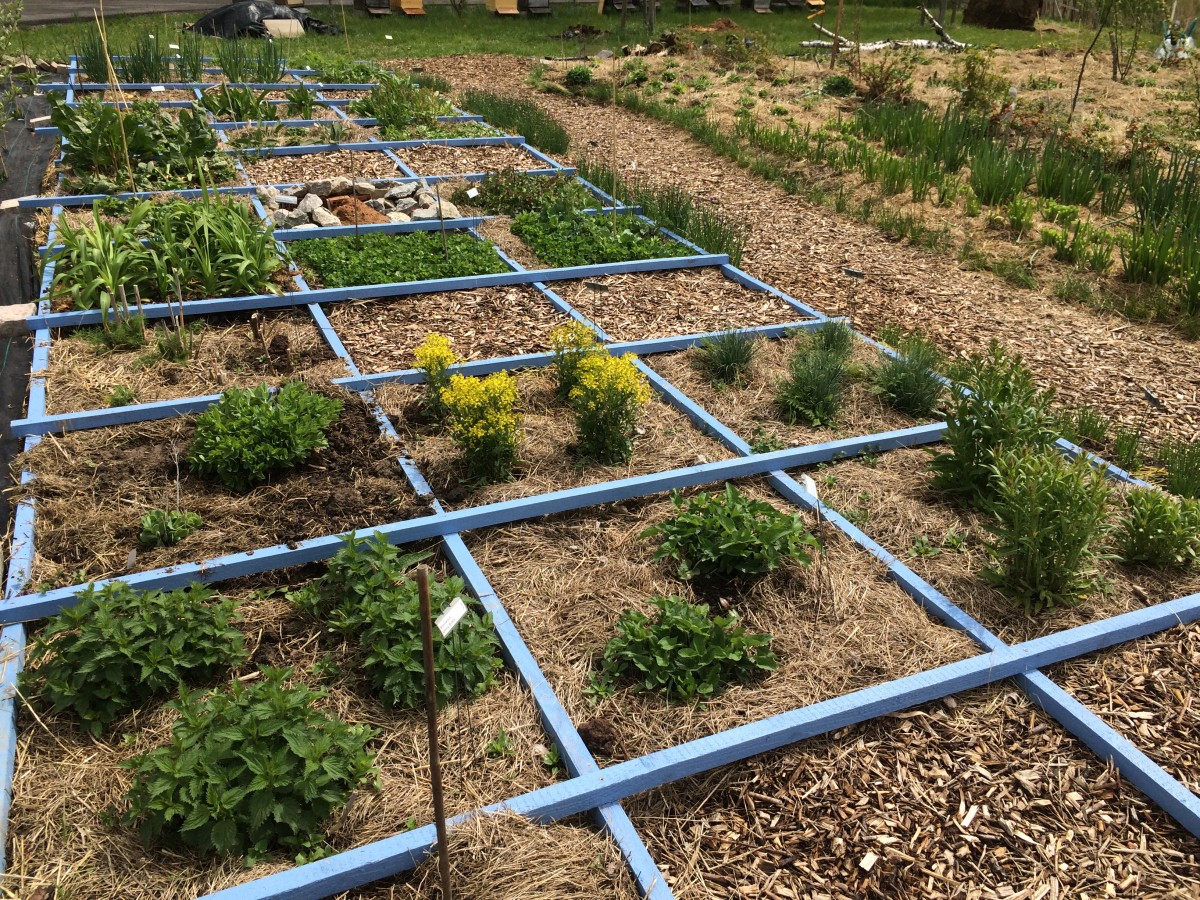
(185, 1, 342, 38)
(0, 92, 53, 544)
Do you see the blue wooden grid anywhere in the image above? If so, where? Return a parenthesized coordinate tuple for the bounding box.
(6, 56, 1200, 899)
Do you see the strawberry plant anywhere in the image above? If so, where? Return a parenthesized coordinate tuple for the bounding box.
(123, 668, 375, 861)
(451, 168, 592, 216)
(1116, 488, 1200, 567)
(294, 535, 502, 710)
(594, 595, 776, 701)
(643, 483, 819, 583)
(139, 509, 203, 549)
(22, 582, 245, 737)
(287, 232, 509, 289)
(188, 383, 343, 491)
(510, 208, 688, 268)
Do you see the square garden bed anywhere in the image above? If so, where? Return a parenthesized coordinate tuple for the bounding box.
(240, 150, 401, 186)
(395, 143, 539, 178)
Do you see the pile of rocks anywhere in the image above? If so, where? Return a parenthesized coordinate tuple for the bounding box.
(258, 177, 464, 229)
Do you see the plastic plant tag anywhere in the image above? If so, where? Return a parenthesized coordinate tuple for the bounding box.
(29, 115, 50, 124)
(385, 34, 394, 39)
(436, 597, 469, 638)
(800, 473, 819, 500)
(466, 187, 480, 199)
(169, 43, 180, 49)
(150, 85, 166, 92)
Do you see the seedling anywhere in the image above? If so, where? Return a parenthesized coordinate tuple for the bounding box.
(486, 729, 516, 759)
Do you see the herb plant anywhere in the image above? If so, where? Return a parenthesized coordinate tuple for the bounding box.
(139, 509, 204, 549)
(870, 330, 944, 418)
(595, 595, 776, 701)
(115, 32, 171, 84)
(983, 447, 1112, 613)
(441, 372, 522, 484)
(929, 341, 1056, 507)
(23, 581, 245, 737)
(295, 535, 503, 709)
(284, 84, 318, 120)
(1161, 440, 1200, 499)
(697, 330, 757, 386)
(413, 332, 459, 420)
(775, 335, 851, 428)
(452, 168, 593, 216)
(510, 209, 688, 269)
(643, 483, 818, 582)
(214, 38, 285, 83)
(124, 668, 375, 860)
(549, 321, 604, 401)
(568, 352, 652, 465)
(1116, 488, 1200, 568)
(287, 232, 509, 289)
(198, 85, 274, 122)
(349, 72, 452, 139)
(188, 383, 343, 491)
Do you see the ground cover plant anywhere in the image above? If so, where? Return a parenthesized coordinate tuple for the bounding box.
(451, 168, 595, 216)
(287, 232, 510, 288)
(510, 207, 688, 268)
(139, 508, 203, 549)
(48, 95, 235, 194)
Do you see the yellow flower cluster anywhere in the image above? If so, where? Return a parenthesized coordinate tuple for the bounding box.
(441, 372, 521, 483)
(549, 321, 600, 355)
(568, 353, 651, 465)
(413, 332, 458, 380)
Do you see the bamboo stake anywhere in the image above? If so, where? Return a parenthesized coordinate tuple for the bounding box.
(417, 568, 453, 900)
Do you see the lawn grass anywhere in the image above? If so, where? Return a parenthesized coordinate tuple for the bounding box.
(20, 6, 1091, 68)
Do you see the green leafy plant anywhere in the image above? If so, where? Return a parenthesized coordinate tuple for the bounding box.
(174, 32, 205, 83)
(440, 371, 522, 484)
(107, 385, 138, 407)
(564, 65, 593, 88)
(511, 208, 688, 268)
(969, 139, 1034, 207)
(822, 73, 855, 96)
(139, 509, 204, 549)
(595, 595, 776, 701)
(23, 581, 244, 737)
(1113, 426, 1143, 471)
(775, 334, 850, 428)
(950, 49, 1010, 114)
(486, 729, 515, 758)
(459, 90, 571, 155)
(568, 352, 652, 465)
(451, 168, 592, 216)
(284, 84, 318, 120)
(1116, 488, 1200, 567)
(983, 447, 1112, 613)
(1037, 133, 1102, 205)
(749, 426, 786, 453)
(116, 32, 171, 84)
(1057, 405, 1110, 449)
(294, 534, 502, 709)
(123, 668, 375, 861)
(870, 331, 944, 418)
(696, 330, 757, 386)
(1161, 440, 1200, 499)
(188, 383, 343, 492)
(199, 85, 274, 122)
(642, 483, 818, 582)
(214, 37, 285, 83)
(349, 72, 453, 139)
(929, 342, 1056, 506)
(287, 232, 509, 289)
(73, 29, 110, 83)
(413, 332, 459, 420)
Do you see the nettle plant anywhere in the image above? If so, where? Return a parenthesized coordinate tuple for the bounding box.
(568, 352, 652, 465)
(22, 582, 245, 737)
(188, 382, 343, 491)
(1116, 488, 1200, 568)
(294, 535, 503, 710)
(929, 341, 1057, 507)
(983, 447, 1113, 614)
(594, 595, 776, 702)
(124, 668, 376, 861)
(643, 483, 819, 583)
(440, 371, 522, 484)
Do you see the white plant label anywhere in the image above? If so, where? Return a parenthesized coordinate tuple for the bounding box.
(385, 34, 394, 40)
(630, 160, 637, 170)
(800, 474, 819, 500)
(466, 187, 480, 199)
(29, 115, 50, 124)
(150, 85, 165, 92)
(436, 597, 469, 637)
(169, 43, 180, 49)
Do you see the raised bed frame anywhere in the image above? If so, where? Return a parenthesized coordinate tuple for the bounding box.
(4, 56, 1199, 900)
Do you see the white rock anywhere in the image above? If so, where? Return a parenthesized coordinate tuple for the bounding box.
(292, 223, 319, 230)
(386, 181, 418, 200)
(434, 199, 461, 219)
(312, 207, 341, 227)
(328, 176, 354, 196)
(297, 193, 324, 215)
(387, 211, 412, 223)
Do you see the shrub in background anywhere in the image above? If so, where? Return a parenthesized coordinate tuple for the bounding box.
(568, 352, 652, 465)
(441, 372, 522, 484)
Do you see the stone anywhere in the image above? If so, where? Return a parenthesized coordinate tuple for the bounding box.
(308, 178, 334, 198)
(276, 194, 299, 208)
(387, 212, 412, 223)
(297, 193, 324, 215)
(410, 206, 440, 221)
(328, 176, 354, 196)
(0, 303, 36, 337)
(415, 190, 437, 207)
(327, 195, 389, 225)
(283, 209, 311, 228)
(282, 183, 308, 198)
(312, 207, 341, 227)
(393, 198, 417, 213)
(434, 200, 461, 219)
(365, 198, 392, 213)
(385, 182, 418, 200)
(292, 223, 319, 230)
(353, 179, 387, 199)
(272, 209, 290, 227)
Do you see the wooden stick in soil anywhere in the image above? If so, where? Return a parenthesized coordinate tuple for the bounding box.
(830, 0, 845, 69)
(417, 567, 454, 900)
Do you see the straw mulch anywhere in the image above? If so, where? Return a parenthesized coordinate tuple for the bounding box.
(9, 583, 557, 900)
(375, 367, 733, 509)
(396, 144, 536, 178)
(1052, 623, 1200, 796)
(99, 89, 197, 102)
(650, 335, 932, 451)
(324, 287, 568, 375)
(225, 121, 374, 146)
(811, 448, 1200, 644)
(45, 313, 346, 415)
(336, 812, 641, 899)
(13, 384, 425, 591)
(627, 683, 1200, 899)
(554, 268, 807, 342)
(240, 150, 400, 186)
(467, 480, 976, 761)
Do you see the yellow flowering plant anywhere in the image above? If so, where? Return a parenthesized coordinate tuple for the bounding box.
(441, 372, 522, 483)
(413, 333, 459, 420)
(549, 321, 604, 401)
(568, 353, 652, 465)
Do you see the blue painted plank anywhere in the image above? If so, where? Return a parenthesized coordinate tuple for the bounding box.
(273, 218, 485, 241)
(227, 136, 523, 158)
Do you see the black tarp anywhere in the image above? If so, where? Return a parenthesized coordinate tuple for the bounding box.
(185, 2, 342, 38)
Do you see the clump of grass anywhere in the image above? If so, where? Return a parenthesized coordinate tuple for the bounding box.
(696, 330, 757, 386)
(870, 330, 944, 418)
(968, 139, 1034, 206)
(1161, 440, 1200, 499)
(460, 89, 570, 155)
(775, 326, 852, 427)
(1056, 405, 1109, 449)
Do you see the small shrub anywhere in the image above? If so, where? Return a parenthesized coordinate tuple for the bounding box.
(188, 383, 343, 491)
(696, 330, 757, 386)
(441, 372, 521, 484)
(870, 331, 944, 418)
(984, 447, 1112, 613)
(139, 509, 203, 549)
(1161, 440, 1200, 499)
(594, 595, 776, 702)
(929, 342, 1056, 506)
(642, 483, 818, 582)
(413, 333, 459, 420)
(565, 65, 593, 88)
(23, 582, 245, 737)
(549, 321, 604, 401)
(295, 534, 502, 709)
(568, 352, 651, 465)
(951, 49, 1010, 115)
(1116, 488, 1200, 567)
(857, 54, 915, 104)
(124, 668, 375, 861)
(822, 74, 855, 96)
